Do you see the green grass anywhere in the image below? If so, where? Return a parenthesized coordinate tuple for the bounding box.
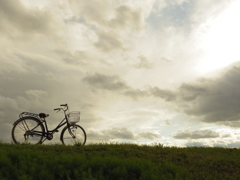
(0, 142, 240, 180)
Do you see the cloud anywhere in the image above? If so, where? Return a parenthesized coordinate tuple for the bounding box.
(184, 136, 240, 148)
(221, 133, 231, 138)
(87, 128, 134, 141)
(25, 89, 48, 101)
(0, 95, 20, 122)
(190, 0, 232, 23)
(68, 0, 113, 27)
(82, 62, 240, 127)
(134, 55, 153, 69)
(165, 119, 171, 125)
(172, 129, 220, 139)
(123, 89, 148, 100)
(88, 128, 161, 142)
(137, 131, 161, 140)
(185, 141, 210, 147)
(103, 127, 135, 140)
(179, 63, 240, 124)
(161, 57, 172, 62)
(0, 94, 22, 142)
(149, 87, 176, 101)
(225, 141, 240, 148)
(147, 0, 195, 31)
(145, 62, 240, 126)
(82, 73, 148, 100)
(0, 0, 238, 146)
(219, 122, 240, 128)
(109, 5, 143, 31)
(94, 31, 123, 52)
(82, 73, 129, 91)
(69, 1, 143, 31)
(68, 1, 144, 53)
(0, 0, 57, 37)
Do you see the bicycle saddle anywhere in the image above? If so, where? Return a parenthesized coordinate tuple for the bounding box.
(39, 113, 49, 118)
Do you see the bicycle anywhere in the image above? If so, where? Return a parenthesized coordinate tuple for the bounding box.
(11, 104, 87, 145)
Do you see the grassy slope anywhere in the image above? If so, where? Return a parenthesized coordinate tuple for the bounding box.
(0, 143, 240, 180)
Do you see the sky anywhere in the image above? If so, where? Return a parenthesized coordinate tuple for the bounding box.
(1, 0, 240, 147)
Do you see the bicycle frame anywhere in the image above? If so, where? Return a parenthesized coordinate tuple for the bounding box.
(12, 103, 86, 145)
(42, 117, 67, 135)
(21, 104, 74, 143)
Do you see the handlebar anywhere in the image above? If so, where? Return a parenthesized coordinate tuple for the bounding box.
(54, 104, 69, 112)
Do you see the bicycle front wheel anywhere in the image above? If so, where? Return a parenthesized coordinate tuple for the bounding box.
(12, 117, 45, 144)
(60, 124, 87, 146)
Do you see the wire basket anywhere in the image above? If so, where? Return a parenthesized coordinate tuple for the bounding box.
(68, 111, 80, 124)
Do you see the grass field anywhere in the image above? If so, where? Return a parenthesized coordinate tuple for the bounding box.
(0, 142, 240, 180)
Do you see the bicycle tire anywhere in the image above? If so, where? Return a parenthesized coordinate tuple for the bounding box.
(12, 117, 45, 144)
(60, 124, 87, 146)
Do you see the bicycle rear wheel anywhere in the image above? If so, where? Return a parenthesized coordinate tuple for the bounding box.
(60, 124, 86, 146)
(12, 117, 45, 144)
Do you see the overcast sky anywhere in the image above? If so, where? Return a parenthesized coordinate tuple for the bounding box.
(1, 0, 240, 147)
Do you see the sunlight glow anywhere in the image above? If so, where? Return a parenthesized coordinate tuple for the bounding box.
(197, 1, 240, 74)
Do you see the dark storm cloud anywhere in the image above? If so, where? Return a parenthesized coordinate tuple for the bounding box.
(172, 129, 220, 139)
(177, 82, 208, 101)
(180, 64, 240, 123)
(82, 73, 129, 91)
(219, 122, 240, 128)
(147, 63, 240, 126)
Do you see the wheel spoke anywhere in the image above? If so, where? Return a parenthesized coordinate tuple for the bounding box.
(23, 119, 30, 131)
(12, 118, 44, 144)
(61, 125, 86, 146)
(17, 123, 26, 132)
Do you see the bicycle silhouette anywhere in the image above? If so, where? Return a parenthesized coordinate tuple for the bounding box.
(11, 104, 87, 145)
